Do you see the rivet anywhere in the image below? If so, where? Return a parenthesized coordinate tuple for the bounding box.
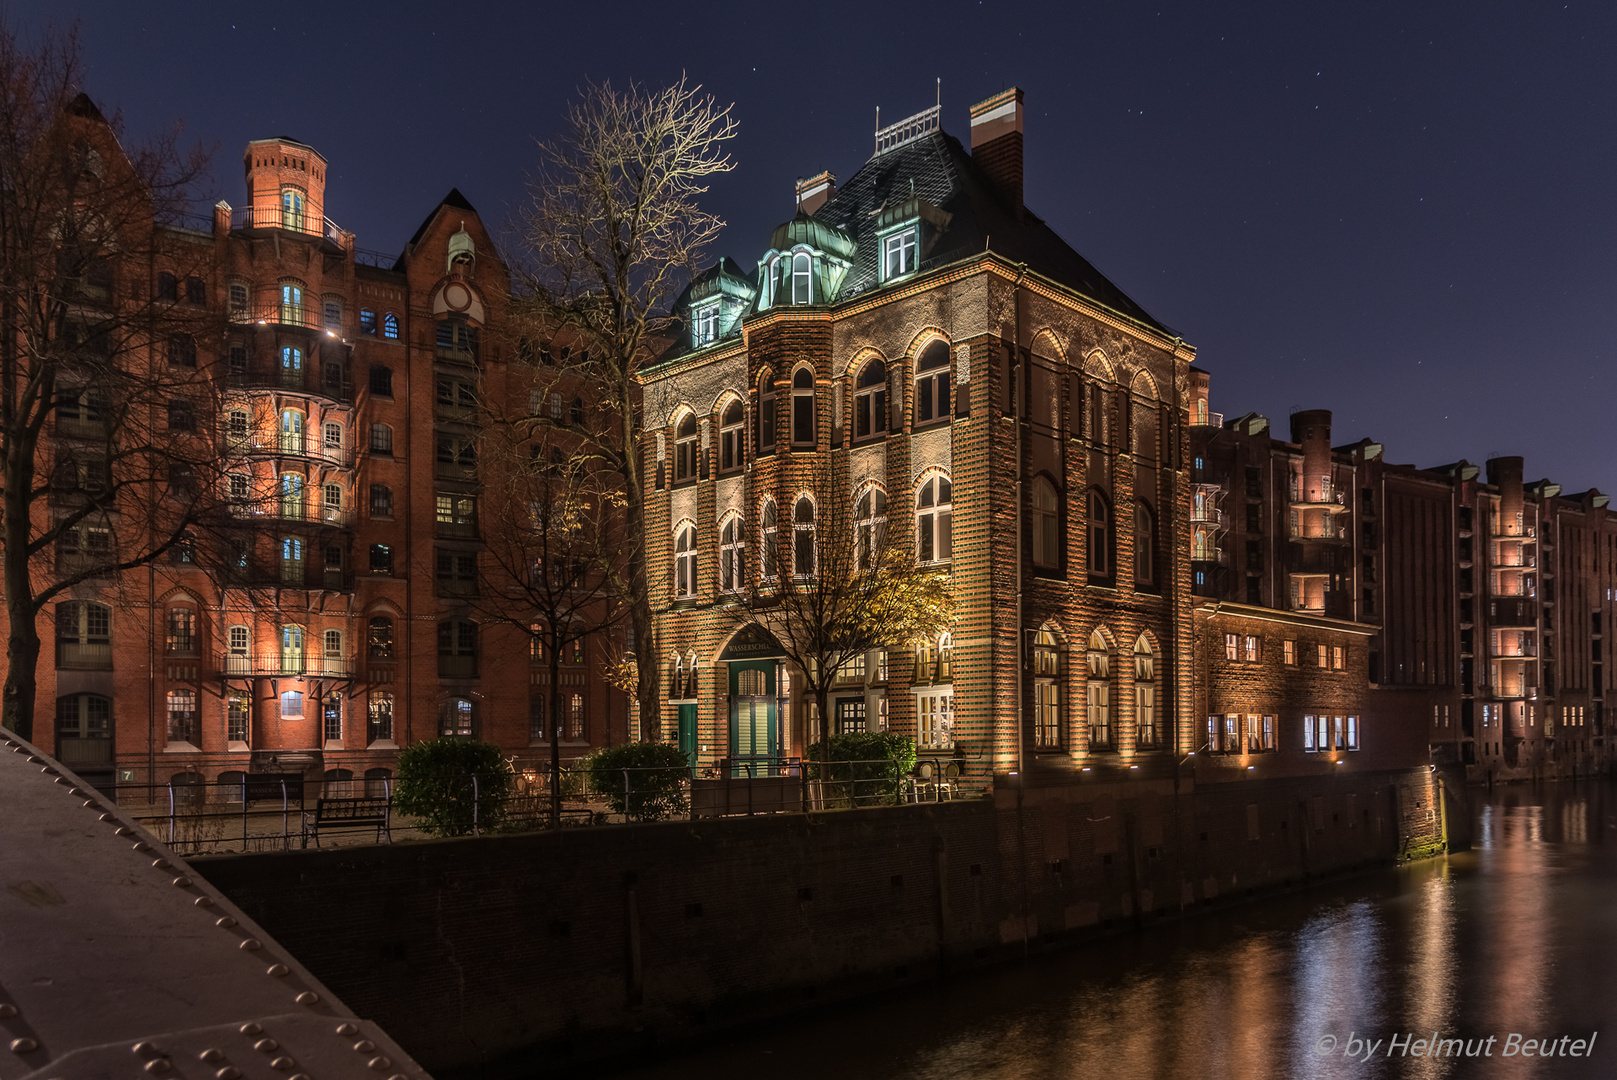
(171, 875, 193, 888)
(0, 1003, 16, 1018)
(353, 1039, 376, 1052)
(152, 859, 171, 869)
(195, 896, 216, 908)
(266, 963, 289, 977)
(115, 827, 133, 837)
(295, 991, 320, 1006)
(9, 1037, 36, 1053)
(99, 812, 115, 821)
(367, 1055, 392, 1071)
(133, 842, 151, 852)
(199, 1049, 225, 1063)
(240, 938, 262, 951)
(271, 1056, 296, 1070)
(133, 1042, 160, 1057)
(69, 787, 83, 796)
(216, 1069, 242, 1080)
(27, 755, 41, 762)
(253, 1038, 278, 1053)
(388, 1075, 408, 1080)
(335, 1023, 358, 1036)
(82, 799, 97, 807)
(52, 777, 68, 786)
(216, 916, 238, 928)
(145, 1060, 172, 1075)
(238, 1022, 262, 1036)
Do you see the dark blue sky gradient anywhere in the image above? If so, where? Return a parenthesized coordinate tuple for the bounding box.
(33, 1, 1617, 490)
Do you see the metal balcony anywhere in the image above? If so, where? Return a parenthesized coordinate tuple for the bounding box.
(215, 653, 355, 678)
(224, 367, 355, 405)
(1190, 505, 1225, 527)
(224, 434, 355, 468)
(1288, 478, 1350, 512)
(228, 205, 344, 246)
(226, 500, 354, 528)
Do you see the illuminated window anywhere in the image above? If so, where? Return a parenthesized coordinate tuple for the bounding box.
(760, 500, 779, 581)
(916, 476, 952, 564)
(1087, 630, 1112, 749)
(693, 302, 720, 346)
(1033, 629, 1061, 749)
(1332, 645, 1346, 670)
(719, 400, 744, 472)
(914, 341, 951, 425)
(855, 486, 887, 570)
(854, 360, 887, 440)
(1283, 640, 1297, 665)
(674, 523, 697, 598)
(674, 413, 698, 482)
(1135, 636, 1159, 746)
(1244, 636, 1260, 663)
(720, 515, 745, 592)
(439, 697, 475, 738)
(883, 229, 917, 279)
(382, 312, 399, 339)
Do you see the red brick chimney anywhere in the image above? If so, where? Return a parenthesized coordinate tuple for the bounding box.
(970, 88, 1024, 216)
(795, 172, 836, 215)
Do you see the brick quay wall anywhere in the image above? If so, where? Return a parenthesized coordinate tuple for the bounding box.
(195, 766, 1456, 1078)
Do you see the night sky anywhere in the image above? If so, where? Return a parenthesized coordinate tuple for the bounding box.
(35, 2, 1617, 492)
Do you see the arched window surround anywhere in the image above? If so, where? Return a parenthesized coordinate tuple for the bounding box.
(852, 357, 888, 441)
(1031, 475, 1061, 572)
(913, 339, 952, 427)
(1087, 489, 1114, 583)
(673, 409, 699, 484)
(790, 364, 817, 446)
(756, 368, 777, 454)
(673, 520, 698, 599)
(1134, 634, 1160, 748)
(792, 495, 817, 577)
(916, 472, 953, 565)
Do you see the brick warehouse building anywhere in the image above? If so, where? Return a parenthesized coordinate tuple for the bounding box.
(1189, 380, 1617, 782)
(641, 89, 1203, 781)
(21, 124, 626, 796)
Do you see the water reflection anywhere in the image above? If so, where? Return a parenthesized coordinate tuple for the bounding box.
(609, 782, 1617, 1080)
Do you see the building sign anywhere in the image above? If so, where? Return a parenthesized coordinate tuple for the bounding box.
(719, 625, 784, 661)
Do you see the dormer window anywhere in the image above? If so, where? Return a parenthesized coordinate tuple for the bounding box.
(769, 252, 813, 306)
(693, 302, 720, 347)
(883, 229, 917, 279)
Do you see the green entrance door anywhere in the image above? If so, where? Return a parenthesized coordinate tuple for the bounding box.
(677, 703, 698, 765)
(729, 661, 778, 777)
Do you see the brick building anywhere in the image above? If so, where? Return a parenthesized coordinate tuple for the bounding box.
(26, 125, 625, 797)
(1189, 381, 1615, 781)
(640, 89, 1201, 781)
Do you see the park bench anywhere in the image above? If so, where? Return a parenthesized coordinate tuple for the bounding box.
(304, 796, 391, 847)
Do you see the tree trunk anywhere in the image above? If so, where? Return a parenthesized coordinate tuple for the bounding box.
(548, 634, 564, 830)
(619, 396, 660, 742)
(2, 435, 38, 740)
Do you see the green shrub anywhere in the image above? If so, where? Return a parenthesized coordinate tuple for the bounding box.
(805, 732, 917, 807)
(394, 738, 514, 836)
(586, 742, 691, 821)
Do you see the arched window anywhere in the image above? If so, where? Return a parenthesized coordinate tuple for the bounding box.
(165, 606, 197, 656)
(1088, 490, 1113, 580)
(323, 628, 344, 668)
(368, 692, 394, 743)
(382, 312, 399, 339)
(912, 637, 935, 684)
(166, 689, 198, 746)
(674, 523, 697, 598)
(281, 345, 303, 379)
(1135, 502, 1156, 589)
(757, 369, 777, 453)
(226, 692, 249, 744)
(719, 400, 744, 472)
(1033, 629, 1061, 749)
(915, 340, 951, 425)
(854, 359, 887, 440)
(720, 515, 746, 592)
(793, 497, 816, 576)
(760, 500, 779, 580)
(855, 486, 887, 569)
(280, 536, 304, 584)
(936, 632, 953, 683)
(281, 187, 306, 231)
(1134, 636, 1159, 747)
(670, 654, 685, 699)
(279, 409, 304, 453)
(439, 697, 475, 738)
(1087, 630, 1112, 749)
(791, 367, 816, 445)
(368, 617, 394, 660)
(322, 693, 343, 743)
(323, 422, 343, 454)
(1031, 477, 1060, 570)
(792, 252, 812, 304)
(674, 412, 698, 482)
(280, 282, 303, 320)
(917, 475, 952, 564)
(56, 601, 111, 669)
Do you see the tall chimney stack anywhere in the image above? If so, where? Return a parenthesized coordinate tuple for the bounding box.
(795, 171, 836, 215)
(970, 88, 1024, 216)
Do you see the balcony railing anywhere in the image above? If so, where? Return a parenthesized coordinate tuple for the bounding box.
(1290, 521, 1351, 543)
(228, 205, 344, 245)
(224, 434, 355, 468)
(1190, 505, 1224, 527)
(1191, 546, 1228, 565)
(438, 655, 478, 679)
(1289, 478, 1348, 509)
(227, 500, 354, 528)
(216, 653, 355, 678)
(225, 367, 355, 405)
(1192, 410, 1224, 428)
(57, 641, 112, 669)
(55, 736, 113, 768)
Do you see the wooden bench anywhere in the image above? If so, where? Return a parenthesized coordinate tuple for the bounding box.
(304, 796, 391, 847)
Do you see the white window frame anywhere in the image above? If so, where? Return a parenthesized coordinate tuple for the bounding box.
(883, 228, 917, 280)
(674, 523, 697, 598)
(916, 475, 952, 564)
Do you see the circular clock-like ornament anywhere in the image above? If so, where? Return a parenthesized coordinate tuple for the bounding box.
(443, 282, 472, 312)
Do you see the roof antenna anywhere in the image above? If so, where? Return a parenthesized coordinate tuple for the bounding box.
(936, 77, 941, 111)
(874, 105, 881, 156)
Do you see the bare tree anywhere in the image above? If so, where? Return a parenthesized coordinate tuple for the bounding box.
(0, 21, 215, 739)
(728, 467, 954, 765)
(518, 76, 738, 741)
(471, 397, 628, 827)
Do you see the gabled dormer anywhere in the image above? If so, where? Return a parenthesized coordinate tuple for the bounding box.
(680, 258, 755, 351)
(755, 211, 855, 310)
(873, 191, 952, 285)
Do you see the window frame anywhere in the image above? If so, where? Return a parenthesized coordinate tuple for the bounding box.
(916, 475, 953, 565)
(913, 341, 951, 427)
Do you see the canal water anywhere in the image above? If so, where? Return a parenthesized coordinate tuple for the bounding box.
(613, 780, 1617, 1079)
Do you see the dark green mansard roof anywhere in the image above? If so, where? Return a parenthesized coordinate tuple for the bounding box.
(813, 130, 1173, 336)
